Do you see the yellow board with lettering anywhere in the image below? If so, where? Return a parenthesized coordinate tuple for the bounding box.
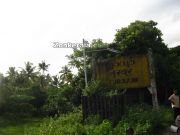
(95, 55, 150, 89)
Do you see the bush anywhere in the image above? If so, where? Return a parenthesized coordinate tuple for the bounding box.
(42, 89, 74, 116)
(42, 85, 79, 116)
(2, 94, 36, 116)
(115, 104, 173, 135)
(25, 105, 173, 135)
(0, 84, 50, 117)
(27, 85, 47, 109)
(0, 85, 12, 114)
(25, 111, 83, 135)
(84, 115, 103, 125)
(83, 80, 113, 96)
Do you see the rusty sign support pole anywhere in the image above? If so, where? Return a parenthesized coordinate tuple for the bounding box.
(147, 48, 159, 110)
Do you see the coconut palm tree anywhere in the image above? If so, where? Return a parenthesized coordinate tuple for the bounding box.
(51, 75, 60, 87)
(21, 62, 37, 82)
(38, 61, 50, 88)
(59, 65, 73, 84)
(7, 67, 16, 78)
(38, 60, 50, 75)
(6, 67, 17, 85)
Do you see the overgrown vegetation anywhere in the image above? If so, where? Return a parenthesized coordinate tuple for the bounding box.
(24, 105, 173, 135)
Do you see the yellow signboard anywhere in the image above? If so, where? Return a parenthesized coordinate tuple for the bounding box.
(95, 55, 150, 89)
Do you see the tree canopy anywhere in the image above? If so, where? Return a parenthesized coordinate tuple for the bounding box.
(114, 20, 168, 55)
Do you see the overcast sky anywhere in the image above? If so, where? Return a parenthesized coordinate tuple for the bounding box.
(0, 0, 180, 75)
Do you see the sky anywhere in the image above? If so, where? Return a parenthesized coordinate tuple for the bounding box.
(0, 0, 180, 76)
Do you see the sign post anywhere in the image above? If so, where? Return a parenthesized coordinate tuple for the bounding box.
(95, 50, 159, 109)
(147, 48, 159, 110)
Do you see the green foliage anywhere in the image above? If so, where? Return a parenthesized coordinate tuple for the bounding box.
(84, 115, 102, 125)
(25, 105, 172, 135)
(114, 20, 168, 55)
(27, 85, 47, 109)
(0, 116, 44, 135)
(9, 95, 34, 103)
(0, 85, 12, 113)
(43, 86, 74, 115)
(83, 80, 102, 96)
(91, 39, 108, 49)
(38, 60, 50, 75)
(59, 66, 73, 85)
(3, 94, 35, 116)
(83, 80, 124, 96)
(25, 111, 83, 135)
(115, 104, 173, 135)
(85, 120, 113, 135)
(167, 46, 180, 90)
(25, 111, 109, 135)
(21, 61, 38, 85)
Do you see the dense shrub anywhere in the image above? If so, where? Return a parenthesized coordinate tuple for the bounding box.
(0, 85, 12, 113)
(25, 105, 173, 135)
(115, 104, 173, 135)
(42, 87, 74, 116)
(0, 84, 76, 117)
(83, 80, 115, 96)
(27, 85, 47, 109)
(43, 93, 73, 116)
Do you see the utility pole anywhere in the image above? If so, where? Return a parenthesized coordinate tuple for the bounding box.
(83, 39, 88, 87)
(147, 48, 159, 110)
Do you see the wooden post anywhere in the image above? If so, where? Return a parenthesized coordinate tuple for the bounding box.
(147, 48, 159, 110)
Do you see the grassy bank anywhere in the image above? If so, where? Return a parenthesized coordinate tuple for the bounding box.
(0, 116, 44, 135)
